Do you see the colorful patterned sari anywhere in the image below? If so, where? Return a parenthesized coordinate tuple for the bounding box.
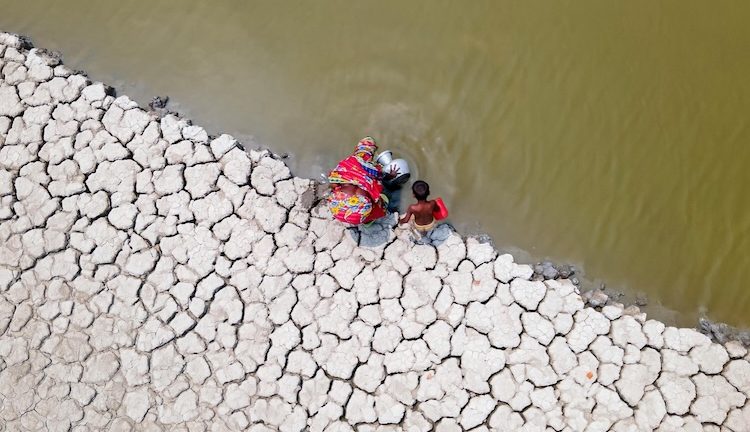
(327, 137, 388, 224)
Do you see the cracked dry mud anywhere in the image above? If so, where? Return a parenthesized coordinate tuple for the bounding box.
(0, 32, 749, 432)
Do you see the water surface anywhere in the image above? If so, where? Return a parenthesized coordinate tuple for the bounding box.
(2, 0, 749, 327)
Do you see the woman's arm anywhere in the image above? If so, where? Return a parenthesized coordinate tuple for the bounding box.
(382, 165, 400, 180)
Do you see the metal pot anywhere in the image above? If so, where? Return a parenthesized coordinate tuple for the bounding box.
(376, 150, 393, 166)
(376, 150, 411, 187)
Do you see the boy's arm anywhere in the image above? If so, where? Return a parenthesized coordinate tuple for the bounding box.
(398, 206, 413, 225)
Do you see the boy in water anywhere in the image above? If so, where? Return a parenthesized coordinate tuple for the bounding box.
(399, 180, 437, 236)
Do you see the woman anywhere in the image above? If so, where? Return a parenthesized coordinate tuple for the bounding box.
(327, 136, 397, 225)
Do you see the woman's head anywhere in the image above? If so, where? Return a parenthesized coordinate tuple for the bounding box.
(412, 180, 430, 200)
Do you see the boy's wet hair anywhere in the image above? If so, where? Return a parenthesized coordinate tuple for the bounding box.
(412, 180, 430, 200)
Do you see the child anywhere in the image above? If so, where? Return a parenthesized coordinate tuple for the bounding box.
(399, 180, 437, 235)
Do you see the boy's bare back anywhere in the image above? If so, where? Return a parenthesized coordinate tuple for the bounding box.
(405, 200, 437, 225)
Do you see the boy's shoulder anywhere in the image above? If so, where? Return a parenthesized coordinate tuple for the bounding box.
(413, 201, 435, 212)
(408, 202, 422, 211)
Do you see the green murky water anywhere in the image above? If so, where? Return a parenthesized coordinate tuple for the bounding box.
(2, 0, 749, 327)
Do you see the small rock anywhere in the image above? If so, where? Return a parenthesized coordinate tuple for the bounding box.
(149, 95, 169, 110)
(583, 289, 608, 307)
(635, 293, 648, 306)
